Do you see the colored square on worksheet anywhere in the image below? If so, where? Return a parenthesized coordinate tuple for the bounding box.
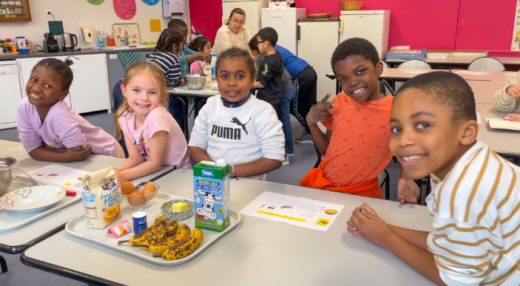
(48, 21, 64, 35)
(150, 19, 161, 32)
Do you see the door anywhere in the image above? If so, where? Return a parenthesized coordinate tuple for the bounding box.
(223, 1, 260, 36)
(298, 20, 339, 101)
(340, 13, 386, 59)
(68, 54, 111, 114)
(262, 9, 297, 55)
(456, 0, 517, 51)
(0, 62, 23, 128)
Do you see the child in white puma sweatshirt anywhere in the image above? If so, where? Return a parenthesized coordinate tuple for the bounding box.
(189, 48, 285, 180)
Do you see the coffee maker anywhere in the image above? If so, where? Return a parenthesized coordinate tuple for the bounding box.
(43, 33, 59, 53)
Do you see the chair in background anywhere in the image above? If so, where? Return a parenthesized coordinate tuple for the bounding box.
(379, 169, 390, 200)
(381, 79, 395, 96)
(398, 60, 432, 70)
(0, 254, 7, 273)
(468, 57, 505, 71)
(395, 60, 432, 91)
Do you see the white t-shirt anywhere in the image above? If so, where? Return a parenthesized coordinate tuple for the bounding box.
(426, 140, 520, 286)
(189, 95, 285, 180)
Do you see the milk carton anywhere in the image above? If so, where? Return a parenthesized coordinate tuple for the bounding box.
(193, 159, 230, 232)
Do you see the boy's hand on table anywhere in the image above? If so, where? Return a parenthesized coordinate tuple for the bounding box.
(506, 84, 520, 97)
(307, 93, 333, 126)
(64, 145, 92, 162)
(397, 177, 420, 204)
(505, 114, 520, 122)
(347, 204, 391, 246)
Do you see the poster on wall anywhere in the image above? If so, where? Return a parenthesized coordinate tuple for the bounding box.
(142, 0, 160, 5)
(511, 0, 520, 51)
(113, 0, 137, 20)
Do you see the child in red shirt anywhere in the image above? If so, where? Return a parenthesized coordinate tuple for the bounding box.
(300, 38, 418, 200)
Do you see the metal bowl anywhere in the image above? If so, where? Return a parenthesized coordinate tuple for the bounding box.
(0, 157, 17, 196)
(184, 74, 206, 90)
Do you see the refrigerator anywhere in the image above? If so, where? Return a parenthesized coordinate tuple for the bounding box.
(340, 10, 390, 59)
(297, 18, 340, 101)
(261, 8, 306, 55)
(222, 0, 269, 37)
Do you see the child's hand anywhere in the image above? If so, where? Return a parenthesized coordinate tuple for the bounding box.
(115, 169, 128, 187)
(397, 177, 420, 204)
(347, 204, 391, 247)
(64, 145, 92, 162)
(506, 84, 520, 97)
(505, 114, 520, 122)
(306, 93, 333, 126)
(200, 53, 211, 63)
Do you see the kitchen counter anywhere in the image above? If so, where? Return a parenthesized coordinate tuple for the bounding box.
(0, 45, 155, 61)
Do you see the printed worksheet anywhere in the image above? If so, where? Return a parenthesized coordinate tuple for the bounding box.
(27, 164, 89, 188)
(240, 192, 344, 231)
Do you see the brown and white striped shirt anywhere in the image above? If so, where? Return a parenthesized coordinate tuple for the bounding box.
(426, 140, 520, 286)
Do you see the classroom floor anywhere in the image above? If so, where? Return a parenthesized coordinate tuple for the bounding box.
(0, 111, 405, 286)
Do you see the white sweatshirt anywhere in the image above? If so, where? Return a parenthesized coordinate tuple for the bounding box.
(189, 95, 285, 180)
(493, 71, 520, 113)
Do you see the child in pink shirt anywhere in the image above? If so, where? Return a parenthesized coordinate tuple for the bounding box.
(17, 58, 124, 162)
(114, 61, 190, 182)
(189, 36, 212, 73)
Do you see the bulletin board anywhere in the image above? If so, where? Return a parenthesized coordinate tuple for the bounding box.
(112, 23, 141, 46)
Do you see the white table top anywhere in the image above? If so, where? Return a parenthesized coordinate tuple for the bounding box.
(476, 104, 520, 157)
(451, 70, 517, 82)
(0, 140, 173, 252)
(24, 168, 435, 286)
(386, 56, 520, 66)
(468, 80, 508, 105)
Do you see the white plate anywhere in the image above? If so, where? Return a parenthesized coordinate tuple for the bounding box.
(65, 193, 241, 265)
(0, 186, 66, 213)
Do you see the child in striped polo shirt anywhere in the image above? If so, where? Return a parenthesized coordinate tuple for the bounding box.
(347, 72, 520, 286)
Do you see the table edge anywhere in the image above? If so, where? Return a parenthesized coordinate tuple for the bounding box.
(21, 246, 124, 286)
(0, 223, 66, 254)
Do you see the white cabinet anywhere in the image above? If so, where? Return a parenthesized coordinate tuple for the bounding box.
(340, 10, 391, 60)
(0, 61, 23, 130)
(16, 54, 111, 114)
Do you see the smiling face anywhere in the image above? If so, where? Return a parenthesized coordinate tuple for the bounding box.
(217, 57, 253, 102)
(228, 13, 245, 34)
(389, 88, 478, 180)
(334, 55, 383, 103)
(121, 72, 162, 119)
(26, 66, 68, 108)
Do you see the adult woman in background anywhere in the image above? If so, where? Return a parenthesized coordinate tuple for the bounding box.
(213, 8, 251, 55)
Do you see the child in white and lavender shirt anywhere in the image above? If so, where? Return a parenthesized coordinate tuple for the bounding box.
(114, 61, 190, 183)
(17, 58, 124, 162)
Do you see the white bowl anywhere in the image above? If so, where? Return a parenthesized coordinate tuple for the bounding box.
(0, 185, 66, 213)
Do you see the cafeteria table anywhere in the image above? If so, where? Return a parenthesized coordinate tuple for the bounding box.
(0, 140, 175, 255)
(22, 169, 435, 286)
(476, 104, 520, 160)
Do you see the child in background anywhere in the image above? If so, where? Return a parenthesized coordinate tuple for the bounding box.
(493, 70, 520, 121)
(347, 72, 520, 285)
(189, 36, 212, 73)
(114, 62, 190, 182)
(189, 48, 285, 180)
(253, 27, 284, 110)
(17, 58, 124, 162)
(248, 35, 294, 165)
(148, 29, 185, 88)
(300, 38, 418, 199)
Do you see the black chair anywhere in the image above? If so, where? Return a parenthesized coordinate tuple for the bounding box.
(380, 169, 390, 200)
(381, 79, 396, 96)
(0, 254, 7, 273)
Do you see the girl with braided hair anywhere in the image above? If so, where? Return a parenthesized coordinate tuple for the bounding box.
(17, 57, 125, 162)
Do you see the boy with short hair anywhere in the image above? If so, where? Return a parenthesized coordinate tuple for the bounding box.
(248, 35, 294, 165)
(253, 27, 284, 110)
(301, 38, 418, 199)
(348, 71, 520, 285)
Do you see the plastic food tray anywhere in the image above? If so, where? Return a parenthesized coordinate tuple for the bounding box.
(65, 193, 240, 266)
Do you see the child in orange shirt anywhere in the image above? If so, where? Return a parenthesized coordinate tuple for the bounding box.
(300, 38, 418, 200)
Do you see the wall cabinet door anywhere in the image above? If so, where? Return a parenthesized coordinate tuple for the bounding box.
(456, 0, 517, 51)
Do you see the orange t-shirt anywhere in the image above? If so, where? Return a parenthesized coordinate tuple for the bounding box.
(320, 93, 394, 186)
